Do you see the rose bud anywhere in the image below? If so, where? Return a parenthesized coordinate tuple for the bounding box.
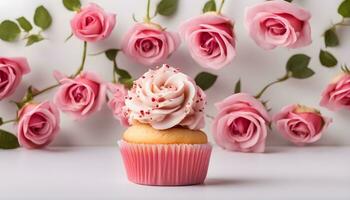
(0, 57, 30, 100)
(212, 93, 270, 153)
(107, 83, 129, 127)
(273, 104, 332, 145)
(71, 3, 116, 42)
(54, 71, 106, 119)
(320, 72, 350, 111)
(17, 101, 60, 149)
(245, 1, 311, 50)
(122, 23, 180, 66)
(179, 13, 236, 70)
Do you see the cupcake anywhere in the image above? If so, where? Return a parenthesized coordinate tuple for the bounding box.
(118, 64, 212, 186)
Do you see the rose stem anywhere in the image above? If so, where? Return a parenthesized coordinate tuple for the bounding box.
(15, 83, 60, 108)
(333, 18, 350, 28)
(18, 42, 88, 101)
(32, 83, 60, 98)
(145, 0, 151, 23)
(112, 59, 119, 83)
(218, 0, 226, 14)
(74, 41, 88, 77)
(112, 66, 117, 83)
(0, 119, 17, 126)
(254, 73, 290, 99)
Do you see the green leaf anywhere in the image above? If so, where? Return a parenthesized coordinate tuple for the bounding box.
(18, 86, 34, 108)
(119, 78, 133, 89)
(116, 68, 132, 80)
(341, 64, 350, 73)
(291, 68, 315, 79)
(34, 5, 52, 30)
(156, 0, 179, 16)
(203, 0, 217, 13)
(10, 100, 23, 110)
(324, 28, 339, 47)
(195, 72, 217, 91)
(16, 17, 33, 32)
(63, 0, 81, 11)
(26, 34, 44, 46)
(234, 79, 241, 94)
(284, 0, 293, 2)
(0, 129, 19, 149)
(0, 118, 3, 126)
(286, 54, 314, 79)
(0, 20, 21, 42)
(105, 49, 119, 61)
(338, 0, 350, 17)
(11, 86, 35, 110)
(319, 50, 338, 68)
(26, 86, 34, 100)
(286, 54, 311, 71)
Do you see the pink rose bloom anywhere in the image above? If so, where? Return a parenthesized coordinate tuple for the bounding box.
(179, 13, 236, 70)
(71, 3, 116, 42)
(54, 71, 106, 119)
(245, 1, 311, 50)
(107, 83, 129, 127)
(124, 64, 206, 130)
(273, 104, 331, 145)
(212, 93, 270, 153)
(320, 73, 350, 111)
(0, 57, 30, 100)
(17, 101, 60, 149)
(122, 23, 180, 65)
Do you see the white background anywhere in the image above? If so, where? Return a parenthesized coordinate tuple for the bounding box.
(0, 0, 350, 146)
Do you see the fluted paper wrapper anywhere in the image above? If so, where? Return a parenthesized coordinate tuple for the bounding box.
(118, 140, 212, 186)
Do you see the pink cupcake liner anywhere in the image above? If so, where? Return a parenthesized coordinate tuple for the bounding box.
(118, 140, 212, 186)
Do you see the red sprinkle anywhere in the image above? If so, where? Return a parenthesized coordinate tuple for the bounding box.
(158, 97, 165, 102)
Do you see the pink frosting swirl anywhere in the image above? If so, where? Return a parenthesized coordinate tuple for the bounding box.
(123, 64, 206, 130)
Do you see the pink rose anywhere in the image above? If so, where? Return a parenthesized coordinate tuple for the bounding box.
(54, 71, 106, 119)
(0, 57, 30, 100)
(179, 13, 236, 70)
(273, 104, 331, 145)
(320, 73, 350, 111)
(212, 93, 270, 153)
(17, 101, 60, 149)
(122, 23, 180, 65)
(71, 3, 116, 42)
(107, 83, 129, 127)
(245, 1, 311, 50)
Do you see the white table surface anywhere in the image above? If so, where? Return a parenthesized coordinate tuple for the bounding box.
(1, 146, 350, 200)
